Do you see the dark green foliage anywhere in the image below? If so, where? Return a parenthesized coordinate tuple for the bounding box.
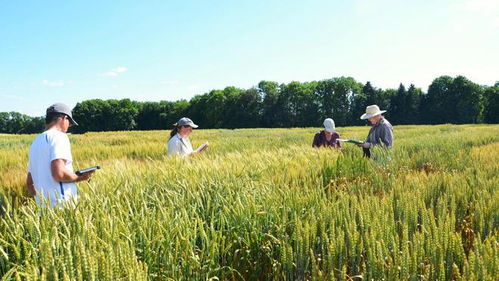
(315, 77, 362, 126)
(72, 99, 140, 133)
(388, 84, 423, 125)
(483, 83, 498, 123)
(136, 100, 189, 130)
(1, 76, 497, 134)
(452, 76, 484, 124)
(388, 84, 407, 124)
(0, 112, 44, 134)
(421, 76, 485, 124)
(259, 80, 280, 128)
(405, 84, 423, 124)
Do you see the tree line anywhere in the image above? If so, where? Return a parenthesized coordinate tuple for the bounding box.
(1, 75, 498, 134)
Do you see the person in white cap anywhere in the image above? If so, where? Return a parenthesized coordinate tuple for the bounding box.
(168, 117, 209, 157)
(312, 118, 341, 148)
(358, 105, 393, 157)
(26, 103, 93, 208)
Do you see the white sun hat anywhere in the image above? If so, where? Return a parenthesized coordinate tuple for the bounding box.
(323, 118, 336, 132)
(360, 105, 387, 120)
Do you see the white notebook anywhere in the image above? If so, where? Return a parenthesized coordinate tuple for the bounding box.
(195, 141, 209, 152)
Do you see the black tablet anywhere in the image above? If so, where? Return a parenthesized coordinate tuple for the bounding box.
(75, 165, 101, 175)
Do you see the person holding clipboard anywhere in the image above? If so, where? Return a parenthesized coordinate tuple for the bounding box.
(357, 105, 394, 158)
(26, 103, 97, 208)
(167, 117, 209, 157)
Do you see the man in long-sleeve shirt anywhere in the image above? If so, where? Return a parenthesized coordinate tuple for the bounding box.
(358, 105, 393, 157)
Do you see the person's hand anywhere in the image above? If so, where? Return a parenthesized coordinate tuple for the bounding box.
(192, 142, 209, 155)
(76, 171, 94, 182)
(26, 173, 36, 197)
(358, 142, 371, 149)
(202, 142, 210, 151)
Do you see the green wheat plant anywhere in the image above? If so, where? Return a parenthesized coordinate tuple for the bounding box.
(0, 125, 497, 280)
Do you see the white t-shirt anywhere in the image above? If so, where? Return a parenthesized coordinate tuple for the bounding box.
(28, 129, 77, 207)
(167, 133, 193, 157)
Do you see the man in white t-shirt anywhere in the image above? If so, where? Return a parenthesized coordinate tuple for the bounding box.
(26, 103, 93, 208)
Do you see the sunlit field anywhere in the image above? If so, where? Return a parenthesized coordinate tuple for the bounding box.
(0, 125, 498, 280)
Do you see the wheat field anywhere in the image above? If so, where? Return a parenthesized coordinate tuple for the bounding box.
(0, 125, 498, 280)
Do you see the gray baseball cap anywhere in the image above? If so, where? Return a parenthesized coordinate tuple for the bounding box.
(46, 103, 78, 126)
(177, 117, 198, 128)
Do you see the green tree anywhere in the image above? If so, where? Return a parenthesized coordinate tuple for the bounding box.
(351, 91, 367, 125)
(0, 112, 10, 133)
(422, 75, 484, 124)
(270, 83, 294, 127)
(205, 89, 231, 128)
(24, 116, 45, 133)
(72, 99, 140, 132)
(162, 100, 190, 127)
(73, 99, 109, 132)
(259, 81, 280, 128)
(188, 87, 242, 128)
(451, 76, 484, 123)
(136, 102, 163, 130)
(187, 94, 209, 127)
(387, 83, 422, 125)
(278, 81, 318, 127)
(364, 81, 377, 106)
(315, 77, 362, 126)
(483, 82, 499, 123)
(0, 112, 30, 133)
(405, 84, 423, 124)
(355, 82, 391, 123)
(422, 76, 454, 124)
(105, 99, 140, 130)
(388, 84, 407, 124)
(226, 88, 262, 128)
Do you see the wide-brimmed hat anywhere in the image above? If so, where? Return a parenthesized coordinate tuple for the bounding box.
(46, 103, 78, 126)
(360, 105, 386, 120)
(176, 117, 198, 128)
(323, 118, 336, 132)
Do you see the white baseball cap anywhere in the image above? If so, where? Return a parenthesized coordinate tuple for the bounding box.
(323, 118, 335, 132)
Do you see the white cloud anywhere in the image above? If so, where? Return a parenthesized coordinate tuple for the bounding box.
(102, 72, 118, 77)
(103, 66, 128, 77)
(42, 79, 66, 87)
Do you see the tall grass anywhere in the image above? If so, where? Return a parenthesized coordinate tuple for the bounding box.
(0, 125, 497, 280)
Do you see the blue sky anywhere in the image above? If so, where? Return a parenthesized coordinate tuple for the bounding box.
(1, 0, 498, 116)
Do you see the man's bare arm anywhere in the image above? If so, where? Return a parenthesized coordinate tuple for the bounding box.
(51, 159, 93, 183)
